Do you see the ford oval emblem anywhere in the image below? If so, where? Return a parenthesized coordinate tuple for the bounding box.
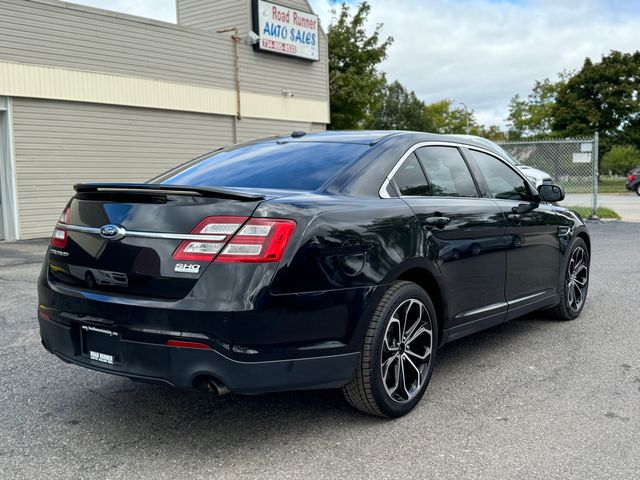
(99, 224, 126, 241)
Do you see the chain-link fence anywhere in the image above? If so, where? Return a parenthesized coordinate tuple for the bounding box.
(498, 134, 599, 216)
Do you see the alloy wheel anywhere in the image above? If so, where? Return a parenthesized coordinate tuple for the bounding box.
(567, 246, 588, 311)
(380, 299, 433, 403)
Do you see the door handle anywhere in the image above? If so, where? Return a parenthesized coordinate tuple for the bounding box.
(511, 203, 537, 214)
(422, 216, 451, 229)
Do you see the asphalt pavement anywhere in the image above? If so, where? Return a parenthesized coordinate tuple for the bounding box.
(1, 223, 639, 479)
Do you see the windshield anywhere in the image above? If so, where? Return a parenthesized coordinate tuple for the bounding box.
(155, 141, 369, 191)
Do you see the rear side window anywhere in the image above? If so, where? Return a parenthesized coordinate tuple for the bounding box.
(156, 141, 369, 191)
(415, 146, 478, 197)
(392, 153, 430, 196)
(469, 150, 532, 201)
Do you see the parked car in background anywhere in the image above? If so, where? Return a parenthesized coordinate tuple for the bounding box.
(449, 135, 554, 188)
(626, 167, 640, 195)
(38, 131, 590, 418)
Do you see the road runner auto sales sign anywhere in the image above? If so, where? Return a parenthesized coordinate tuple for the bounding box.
(253, 0, 320, 61)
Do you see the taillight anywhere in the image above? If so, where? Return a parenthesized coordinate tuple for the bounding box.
(166, 339, 211, 349)
(51, 208, 69, 248)
(630, 175, 635, 182)
(172, 216, 246, 262)
(172, 216, 296, 263)
(217, 218, 296, 263)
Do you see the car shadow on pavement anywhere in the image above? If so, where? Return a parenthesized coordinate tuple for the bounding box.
(47, 311, 566, 456)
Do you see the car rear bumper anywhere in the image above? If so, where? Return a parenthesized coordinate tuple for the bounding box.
(38, 314, 360, 394)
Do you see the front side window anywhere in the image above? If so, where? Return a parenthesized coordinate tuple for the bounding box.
(469, 150, 532, 201)
(391, 153, 430, 196)
(415, 146, 478, 197)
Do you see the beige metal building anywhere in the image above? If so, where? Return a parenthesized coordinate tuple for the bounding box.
(0, 0, 329, 240)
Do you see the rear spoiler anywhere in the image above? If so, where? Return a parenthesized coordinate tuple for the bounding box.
(73, 183, 265, 201)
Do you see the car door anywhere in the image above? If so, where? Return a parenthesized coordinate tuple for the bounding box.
(465, 148, 560, 318)
(389, 145, 508, 338)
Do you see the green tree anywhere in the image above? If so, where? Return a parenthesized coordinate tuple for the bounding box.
(327, 2, 393, 129)
(476, 125, 507, 142)
(423, 99, 478, 134)
(367, 81, 426, 130)
(553, 51, 640, 154)
(601, 145, 640, 175)
(507, 74, 569, 139)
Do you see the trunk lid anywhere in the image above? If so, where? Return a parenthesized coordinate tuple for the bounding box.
(47, 184, 268, 299)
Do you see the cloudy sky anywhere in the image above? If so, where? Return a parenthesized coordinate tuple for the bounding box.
(71, 0, 640, 128)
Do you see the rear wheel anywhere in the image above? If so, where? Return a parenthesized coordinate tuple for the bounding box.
(635, 184, 640, 196)
(548, 238, 589, 320)
(343, 281, 438, 417)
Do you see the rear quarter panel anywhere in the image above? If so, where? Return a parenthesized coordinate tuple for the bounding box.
(256, 196, 427, 294)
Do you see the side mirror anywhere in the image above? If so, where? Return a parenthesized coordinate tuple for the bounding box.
(538, 183, 565, 202)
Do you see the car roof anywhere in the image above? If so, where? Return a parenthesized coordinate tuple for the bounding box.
(278, 130, 406, 145)
(278, 130, 509, 151)
(445, 134, 502, 152)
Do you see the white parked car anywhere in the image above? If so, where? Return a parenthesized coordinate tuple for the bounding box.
(449, 135, 553, 188)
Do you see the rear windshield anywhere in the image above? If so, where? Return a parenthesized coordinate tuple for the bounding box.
(156, 141, 369, 191)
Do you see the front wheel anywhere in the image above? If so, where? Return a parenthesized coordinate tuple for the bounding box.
(548, 238, 590, 320)
(343, 281, 438, 417)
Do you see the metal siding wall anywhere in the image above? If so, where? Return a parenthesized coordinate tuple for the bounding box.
(0, 0, 235, 88)
(310, 123, 326, 133)
(177, 0, 329, 101)
(236, 117, 317, 142)
(12, 98, 234, 239)
(238, 39, 329, 101)
(177, 0, 249, 33)
(0, 0, 329, 105)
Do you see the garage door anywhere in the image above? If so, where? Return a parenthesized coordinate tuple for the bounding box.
(0, 108, 5, 241)
(0, 129, 4, 241)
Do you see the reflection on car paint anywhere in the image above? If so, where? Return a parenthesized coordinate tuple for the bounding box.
(68, 265, 129, 287)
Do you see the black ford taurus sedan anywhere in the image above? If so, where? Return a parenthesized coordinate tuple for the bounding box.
(37, 131, 590, 417)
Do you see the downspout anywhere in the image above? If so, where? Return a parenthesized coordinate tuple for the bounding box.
(217, 27, 241, 143)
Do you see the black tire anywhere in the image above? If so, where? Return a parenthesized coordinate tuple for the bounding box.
(343, 281, 438, 417)
(635, 184, 640, 196)
(548, 237, 590, 320)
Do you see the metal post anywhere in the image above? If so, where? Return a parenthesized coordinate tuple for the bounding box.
(590, 131, 599, 219)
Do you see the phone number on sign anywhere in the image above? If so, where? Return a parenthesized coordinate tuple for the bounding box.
(261, 39, 297, 54)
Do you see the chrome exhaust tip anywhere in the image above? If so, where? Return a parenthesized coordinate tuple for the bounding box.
(194, 376, 231, 395)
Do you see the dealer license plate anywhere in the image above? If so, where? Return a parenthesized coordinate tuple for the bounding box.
(81, 325, 121, 365)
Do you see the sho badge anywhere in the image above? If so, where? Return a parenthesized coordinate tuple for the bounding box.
(175, 263, 201, 274)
